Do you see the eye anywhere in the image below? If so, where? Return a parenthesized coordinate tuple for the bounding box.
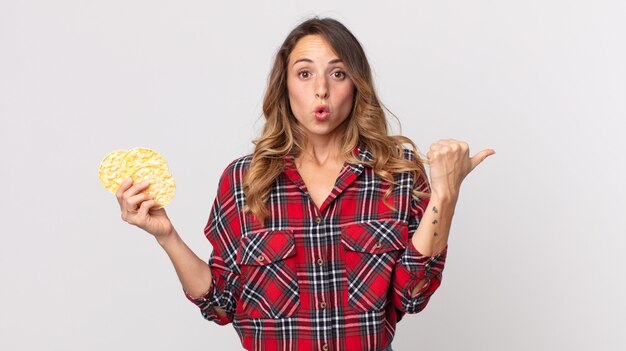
(332, 71, 346, 79)
(298, 70, 311, 79)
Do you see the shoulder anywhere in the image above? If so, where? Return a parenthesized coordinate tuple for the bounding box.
(217, 154, 253, 188)
(360, 139, 421, 164)
(224, 154, 253, 174)
(397, 146, 430, 191)
(401, 147, 419, 163)
(393, 145, 424, 172)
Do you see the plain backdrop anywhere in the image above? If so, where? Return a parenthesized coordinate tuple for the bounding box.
(1, 1, 624, 350)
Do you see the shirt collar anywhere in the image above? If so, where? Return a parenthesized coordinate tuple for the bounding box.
(282, 142, 373, 171)
(281, 143, 373, 212)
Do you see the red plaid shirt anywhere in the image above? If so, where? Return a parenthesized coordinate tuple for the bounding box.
(185, 145, 447, 351)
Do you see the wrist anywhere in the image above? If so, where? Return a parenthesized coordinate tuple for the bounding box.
(156, 227, 178, 247)
(429, 191, 458, 208)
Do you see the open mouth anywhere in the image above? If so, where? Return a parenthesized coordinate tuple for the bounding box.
(314, 105, 329, 120)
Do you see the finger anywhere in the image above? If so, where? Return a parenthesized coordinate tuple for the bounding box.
(448, 142, 460, 153)
(125, 180, 151, 198)
(427, 149, 440, 162)
(459, 141, 469, 153)
(470, 149, 496, 171)
(429, 143, 442, 152)
(126, 193, 153, 213)
(120, 181, 150, 210)
(445, 139, 469, 154)
(138, 199, 159, 217)
(437, 138, 461, 146)
(116, 178, 134, 203)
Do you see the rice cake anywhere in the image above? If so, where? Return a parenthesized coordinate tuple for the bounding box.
(121, 147, 169, 180)
(98, 147, 176, 208)
(98, 149, 129, 193)
(130, 166, 176, 208)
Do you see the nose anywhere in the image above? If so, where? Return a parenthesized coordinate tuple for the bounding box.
(315, 75, 329, 99)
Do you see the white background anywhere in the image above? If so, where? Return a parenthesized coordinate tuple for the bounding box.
(1, 1, 624, 350)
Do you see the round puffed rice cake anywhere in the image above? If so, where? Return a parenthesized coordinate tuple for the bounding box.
(130, 166, 176, 208)
(98, 147, 176, 208)
(98, 149, 129, 193)
(121, 147, 169, 179)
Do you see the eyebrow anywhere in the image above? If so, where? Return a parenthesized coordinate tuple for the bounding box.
(292, 58, 343, 67)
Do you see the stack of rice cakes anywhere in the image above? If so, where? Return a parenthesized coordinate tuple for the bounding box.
(98, 147, 175, 208)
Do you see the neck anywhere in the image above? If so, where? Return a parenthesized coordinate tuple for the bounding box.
(298, 132, 344, 167)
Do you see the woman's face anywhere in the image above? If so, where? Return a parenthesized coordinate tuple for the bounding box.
(287, 34, 355, 142)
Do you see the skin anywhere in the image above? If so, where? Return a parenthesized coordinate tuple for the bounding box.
(116, 34, 494, 314)
(286, 35, 355, 208)
(287, 35, 354, 146)
(409, 139, 494, 295)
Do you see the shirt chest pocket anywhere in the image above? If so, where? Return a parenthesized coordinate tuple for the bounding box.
(340, 220, 408, 312)
(236, 230, 300, 319)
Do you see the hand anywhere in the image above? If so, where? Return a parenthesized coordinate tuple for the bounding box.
(426, 139, 495, 201)
(116, 178, 174, 240)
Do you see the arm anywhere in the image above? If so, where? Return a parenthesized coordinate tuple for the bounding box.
(389, 165, 447, 313)
(156, 230, 216, 306)
(410, 139, 495, 296)
(117, 179, 213, 298)
(408, 194, 453, 296)
(117, 166, 242, 323)
(390, 141, 494, 313)
(158, 230, 229, 319)
(182, 165, 244, 324)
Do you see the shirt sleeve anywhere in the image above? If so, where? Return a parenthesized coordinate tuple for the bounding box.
(391, 152, 447, 315)
(184, 164, 243, 325)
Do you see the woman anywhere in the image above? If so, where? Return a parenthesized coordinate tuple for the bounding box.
(117, 17, 493, 351)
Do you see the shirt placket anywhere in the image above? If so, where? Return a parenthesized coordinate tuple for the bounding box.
(284, 167, 334, 351)
(283, 154, 366, 351)
(313, 209, 331, 351)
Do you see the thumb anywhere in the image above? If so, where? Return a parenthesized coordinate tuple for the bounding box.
(470, 149, 495, 171)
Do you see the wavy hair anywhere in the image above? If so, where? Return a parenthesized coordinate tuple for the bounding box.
(243, 17, 428, 222)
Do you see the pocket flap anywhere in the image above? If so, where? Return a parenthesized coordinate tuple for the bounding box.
(238, 230, 296, 266)
(341, 220, 408, 254)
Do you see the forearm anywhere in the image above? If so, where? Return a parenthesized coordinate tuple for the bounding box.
(407, 139, 493, 297)
(410, 194, 455, 296)
(157, 229, 213, 298)
(411, 194, 455, 257)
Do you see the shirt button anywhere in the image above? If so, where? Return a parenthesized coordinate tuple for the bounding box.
(322, 344, 329, 351)
(257, 255, 265, 262)
(374, 241, 382, 248)
(317, 258, 324, 266)
(319, 301, 327, 309)
(315, 217, 322, 224)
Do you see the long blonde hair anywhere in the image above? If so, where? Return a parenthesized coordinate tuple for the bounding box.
(244, 17, 428, 222)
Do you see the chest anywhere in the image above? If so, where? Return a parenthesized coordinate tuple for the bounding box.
(297, 162, 344, 210)
(233, 167, 416, 318)
(239, 164, 415, 236)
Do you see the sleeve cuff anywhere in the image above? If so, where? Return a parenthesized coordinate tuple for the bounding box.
(390, 242, 447, 314)
(182, 275, 233, 325)
(183, 281, 216, 305)
(403, 240, 448, 279)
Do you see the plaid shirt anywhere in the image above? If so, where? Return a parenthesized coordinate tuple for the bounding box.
(185, 145, 447, 351)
